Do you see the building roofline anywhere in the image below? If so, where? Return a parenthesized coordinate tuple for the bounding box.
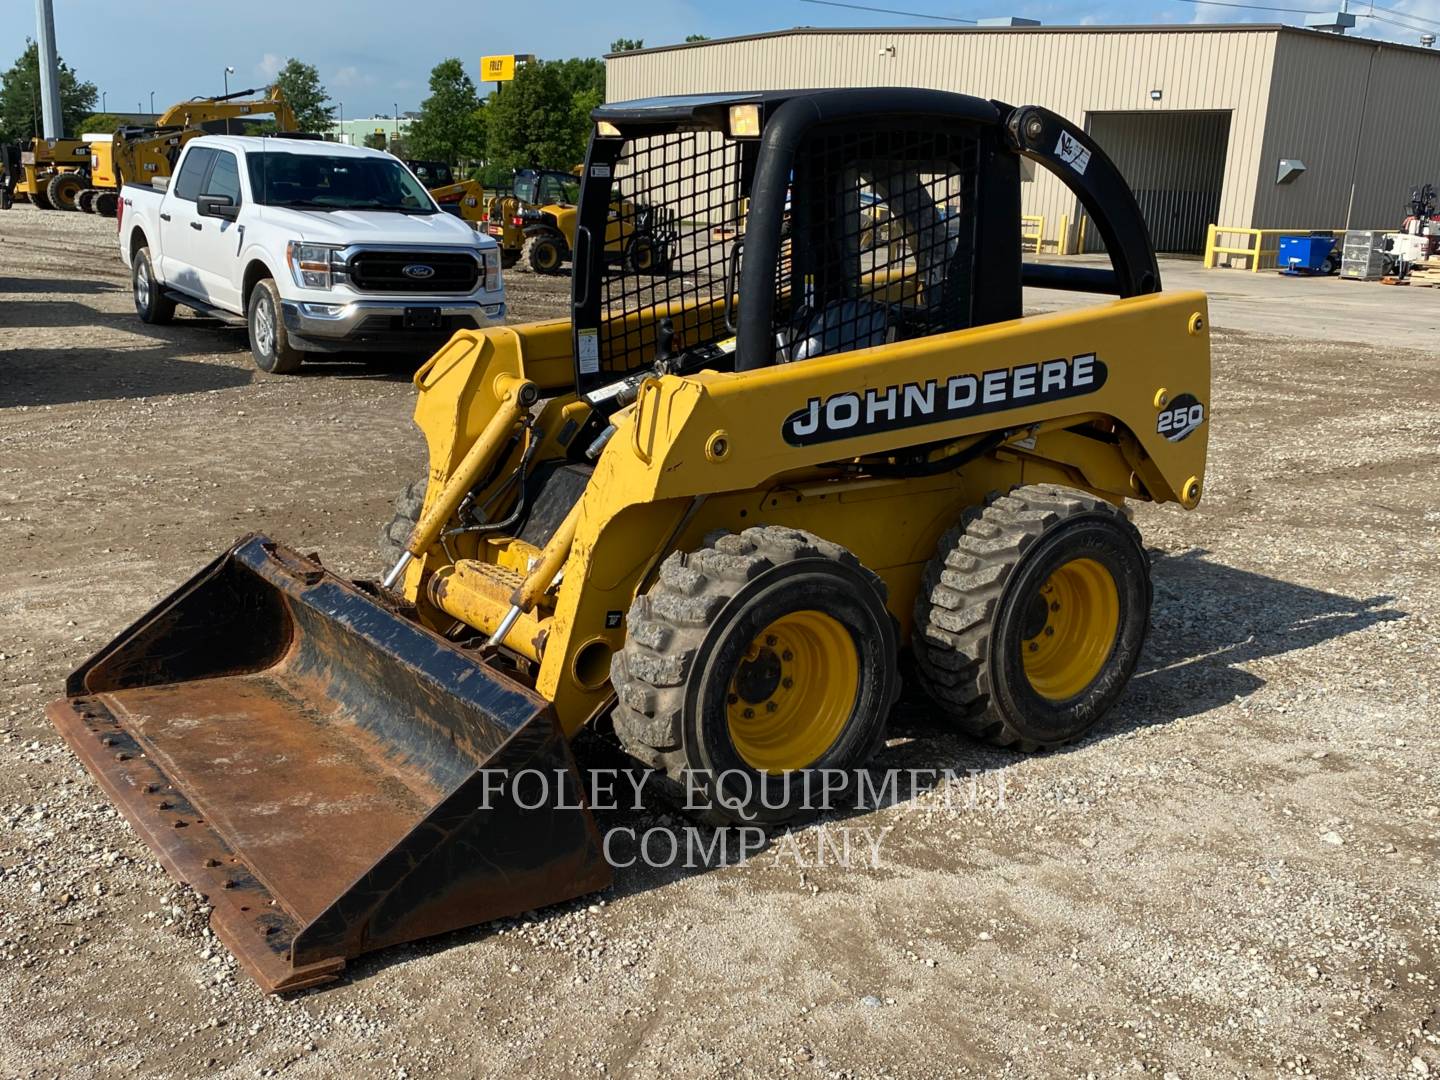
(605, 23, 1439, 60)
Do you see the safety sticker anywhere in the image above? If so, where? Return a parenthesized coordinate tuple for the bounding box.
(591, 164, 611, 178)
(1055, 131, 1091, 176)
(578, 328, 600, 374)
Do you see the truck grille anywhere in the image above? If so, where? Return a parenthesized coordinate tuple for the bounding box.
(347, 250, 480, 293)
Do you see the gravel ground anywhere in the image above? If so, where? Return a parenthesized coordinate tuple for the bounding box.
(1, 203, 1438, 1079)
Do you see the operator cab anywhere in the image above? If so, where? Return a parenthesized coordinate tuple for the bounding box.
(570, 88, 1159, 407)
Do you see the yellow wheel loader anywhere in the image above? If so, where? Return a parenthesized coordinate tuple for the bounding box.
(50, 89, 1210, 994)
(471, 167, 675, 274)
(110, 86, 297, 191)
(3, 137, 91, 209)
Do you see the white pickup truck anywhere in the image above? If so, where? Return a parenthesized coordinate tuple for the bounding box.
(118, 134, 506, 373)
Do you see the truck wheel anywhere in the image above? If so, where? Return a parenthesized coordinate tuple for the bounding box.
(500, 249, 520, 270)
(378, 478, 426, 572)
(95, 191, 118, 217)
(912, 484, 1151, 751)
(626, 235, 670, 274)
(131, 248, 176, 325)
(77, 189, 97, 214)
(517, 232, 566, 274)
(46, 172, 83, 211)
(247, 278, 304, 374)
(611, 526, 900, 826)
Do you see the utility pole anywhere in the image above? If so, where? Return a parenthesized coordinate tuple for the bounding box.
(34, 0, 63, 139)
(223, 67, 235, 133)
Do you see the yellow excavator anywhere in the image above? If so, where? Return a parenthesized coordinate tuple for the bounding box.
(107, 86, 297, 192)
(51, 89, 1209, 994)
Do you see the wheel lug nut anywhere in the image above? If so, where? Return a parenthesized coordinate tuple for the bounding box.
(1050, 601, 1060, 612)
(765, 635, 777, 647)
(781, 650, 793, 662)
(1028, 642, 1039, 652)
(765, 701, 778, 713)
(1044, 626, 1054, 636)
(743, 707, 754, 719)
(782, 677, 793, 689)
(727, 693, 738, 705)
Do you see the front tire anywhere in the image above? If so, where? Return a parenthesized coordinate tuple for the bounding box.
(77, 189, 97, 213)
(378, 477, 425, 571)
(131, 248, 176, 325)
(246, 278, 304, 374)
(611, 526, 900, 825)
(46, 172, 83, 211)
(912, 484, 1151, 751)
(517, 232, 566, 274)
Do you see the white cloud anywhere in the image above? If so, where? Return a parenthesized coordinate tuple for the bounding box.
(256, 52, 283, 80)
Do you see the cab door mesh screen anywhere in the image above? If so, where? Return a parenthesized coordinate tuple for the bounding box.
(774, 127, 979, 363)
(599, 131, 747, 372)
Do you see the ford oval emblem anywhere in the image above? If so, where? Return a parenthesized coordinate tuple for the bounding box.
(403, 264, 435, 280)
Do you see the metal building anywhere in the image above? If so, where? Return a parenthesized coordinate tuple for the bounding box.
(606, 25, 1440, 254)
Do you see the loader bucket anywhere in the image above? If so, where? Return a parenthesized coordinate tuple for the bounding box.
(46, 535, 612, 993)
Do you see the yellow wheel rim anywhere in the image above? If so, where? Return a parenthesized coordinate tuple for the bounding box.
(726, 610, 858, 773)
(1021, 557, 1120, 701)
(536, 244, 560, 270)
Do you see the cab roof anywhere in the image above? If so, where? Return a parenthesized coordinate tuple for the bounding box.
(592, 88, 1001, 132)
(187, 134, 395, 159)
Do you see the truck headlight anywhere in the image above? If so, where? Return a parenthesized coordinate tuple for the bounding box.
(480, 248, 501, 289)
(286, 241, 345, 290)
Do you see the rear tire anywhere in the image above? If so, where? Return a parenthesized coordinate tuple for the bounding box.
(77, 189, 97, 213)
(378, 478, 426, 571)
(517, 232, 566, 274)
(30, 186, 52, 210)
(246, 278, 304, 374)
(611, 526, 900, 825)
(95, 191, 118, 217)
(46, 172, 83, 211)
(132, 248, 176, 325)
(911, 484, 1150, 751)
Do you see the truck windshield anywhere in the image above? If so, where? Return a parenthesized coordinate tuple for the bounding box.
(245, 152, 436, 213)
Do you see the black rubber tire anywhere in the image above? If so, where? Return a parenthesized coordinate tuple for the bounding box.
(912, 484, 1151, 751)
(517, 232, 566, 274)
(95, 191, 118, 218)
(30, 186, 52, 210)
(46, 172, 83, 211)
(611, 525, 900, 826)
(500, 248, 520, 270)
(626, 235, 669, 274)
(131, 248, 176, 325)
(378, 477, 426, 572)
(246, 278, 304, 374)
(76, 189, 97, 213)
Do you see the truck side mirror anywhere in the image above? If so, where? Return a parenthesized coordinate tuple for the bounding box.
(197, 193, 239, 221)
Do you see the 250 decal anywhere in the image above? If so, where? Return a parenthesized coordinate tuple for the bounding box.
(1157, 393, 1205, 442)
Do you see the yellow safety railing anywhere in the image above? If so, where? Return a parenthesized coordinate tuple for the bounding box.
(1057, 214, 1088, 256)
(1021, 214, 1045, 253)
(1203, 225, 1346, 272)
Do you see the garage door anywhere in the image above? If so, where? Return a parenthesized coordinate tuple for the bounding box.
(1085, 111, 1232, 255)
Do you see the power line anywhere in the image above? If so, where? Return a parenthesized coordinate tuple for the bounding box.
(1173, 0, 1440, 31)
(1171, 0, 1331, 16)
(798, 0, 977, 24)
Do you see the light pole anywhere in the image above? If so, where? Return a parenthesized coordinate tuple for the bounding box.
(101, 90, 107, 112)
(223, 66, 235, 133)
(149, 90, 155, 113)
(337, 101, 344, 144)
(393, 102, 399, 149)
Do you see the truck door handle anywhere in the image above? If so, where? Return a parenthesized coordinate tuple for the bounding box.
(159, 212, 171, 222)
(190, 221, 202, 231)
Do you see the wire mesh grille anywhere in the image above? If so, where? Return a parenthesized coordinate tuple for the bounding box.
(599, 131, 746, 372)
(775, 127, 979, 363)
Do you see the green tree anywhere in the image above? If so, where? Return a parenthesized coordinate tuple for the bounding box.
(0, 39, 97, 142)
(486, 59, 598, 172)
(609, 38, 645, 52)
(76, 112, 130, 135)
(406, 58, 484, 165)
(271, 58, 333, 133)
(685, 34, 711, 42)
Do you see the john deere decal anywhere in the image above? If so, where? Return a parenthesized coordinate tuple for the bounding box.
(781, 353, 1108, 446)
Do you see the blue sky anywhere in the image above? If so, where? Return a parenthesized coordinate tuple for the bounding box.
(10, 0, 1440, 119)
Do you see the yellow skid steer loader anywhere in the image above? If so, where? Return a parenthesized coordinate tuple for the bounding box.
(50, 89, 1210, 993)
